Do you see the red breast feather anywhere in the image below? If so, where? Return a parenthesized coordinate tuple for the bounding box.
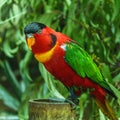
(44, 44, 106, 103)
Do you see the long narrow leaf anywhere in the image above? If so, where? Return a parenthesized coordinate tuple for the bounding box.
(0, 85, 20, 111)
(3, 60, 22, 99)
(19, 51, 32, 87)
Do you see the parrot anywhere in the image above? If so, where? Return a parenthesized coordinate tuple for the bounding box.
(24, 22, 118, 120)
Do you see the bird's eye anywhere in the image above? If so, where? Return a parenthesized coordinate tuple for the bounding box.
(50, 34, 57, 47)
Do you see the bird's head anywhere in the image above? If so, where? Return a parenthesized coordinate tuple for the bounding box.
(24, 22, 57, 54)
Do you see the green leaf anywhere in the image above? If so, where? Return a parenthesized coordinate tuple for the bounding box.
(40, 12, 60, 26)
(3, 41, 18, 58)
(19, 51, 32, 86)
(78, 93, 89, 120)
(113, 73, 120, 82)
(99, 109, 106, 120)
(107, 81, 120, 104)
(0, 85, 19, 111)
(100, 63, 112, 81)
(0, 0, 7, 7)
(3, 60, 22, 99)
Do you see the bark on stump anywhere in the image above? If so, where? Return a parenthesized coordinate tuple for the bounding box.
(29, 98, 76, 120)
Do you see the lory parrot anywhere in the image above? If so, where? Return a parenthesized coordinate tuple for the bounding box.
(24, 22, 118, 120)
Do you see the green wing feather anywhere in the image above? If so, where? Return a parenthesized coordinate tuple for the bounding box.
(65, 42, 112, 92)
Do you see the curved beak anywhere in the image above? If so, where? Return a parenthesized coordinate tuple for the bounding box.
(26, 34, 35, 50)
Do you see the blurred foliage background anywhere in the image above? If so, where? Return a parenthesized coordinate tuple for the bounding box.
(0, 0, 120, 119)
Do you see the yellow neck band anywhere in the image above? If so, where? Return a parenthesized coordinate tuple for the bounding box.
(34, 43, 57, 63)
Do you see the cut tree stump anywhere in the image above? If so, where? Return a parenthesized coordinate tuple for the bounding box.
(29, 98, 76, 120)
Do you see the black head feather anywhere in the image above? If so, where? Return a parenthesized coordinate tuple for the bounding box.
(24, 22, 46, 34)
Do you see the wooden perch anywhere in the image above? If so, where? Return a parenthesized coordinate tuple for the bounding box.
(29, 98, 76, 120)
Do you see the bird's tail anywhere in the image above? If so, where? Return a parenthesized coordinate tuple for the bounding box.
(94, 98, 118, 120)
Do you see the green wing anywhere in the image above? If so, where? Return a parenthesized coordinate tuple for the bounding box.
(65, 42, 111, 91)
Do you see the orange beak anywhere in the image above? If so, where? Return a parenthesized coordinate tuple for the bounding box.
(26, 37, 35, 50)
